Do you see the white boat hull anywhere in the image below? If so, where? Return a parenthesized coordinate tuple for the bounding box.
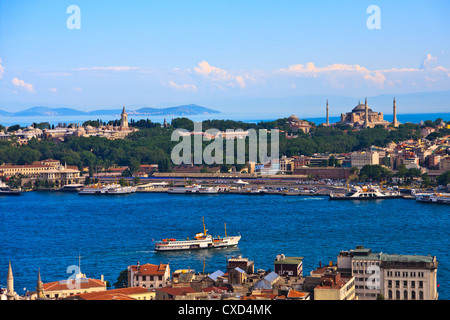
(415, 193, 450, 204)
(154, 235, 241, 251)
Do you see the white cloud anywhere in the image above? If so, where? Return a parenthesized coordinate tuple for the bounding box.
(235, 75, 246, 89)
(277, 54, 450, 90)
(168, 80, 197, 91)
(421, 54, 438, 70)
(73, 66, 140, 71)
(48, 87, 58, 93)
(71, 87, 83, 92)
(11, 77, 35, 93)
(0, 58, 4, 79)
(193, 61, 246, 89)
(280, 62, 387, 87)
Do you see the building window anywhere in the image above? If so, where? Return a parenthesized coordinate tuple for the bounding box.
(388, 290, 392, 299)
(404, 290, 408, 300)
(396, 290, 400, 300)
(419, 281, 423, 289)
(419, 291, 424, 300)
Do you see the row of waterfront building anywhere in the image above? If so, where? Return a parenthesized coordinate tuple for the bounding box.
(0, 107, 137, 144)
(1, 245, 438, 301)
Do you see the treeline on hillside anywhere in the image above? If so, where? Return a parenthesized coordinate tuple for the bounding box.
(0, 117, 447, 174)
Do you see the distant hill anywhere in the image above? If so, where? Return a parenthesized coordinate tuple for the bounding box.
(0, 104, 220, 117)
(12, 106, 88, 117)
(0, 110, 12, 116)
(134, 104, 221, 115)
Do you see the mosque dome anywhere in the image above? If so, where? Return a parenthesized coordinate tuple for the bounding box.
(288, 115, 300, 122)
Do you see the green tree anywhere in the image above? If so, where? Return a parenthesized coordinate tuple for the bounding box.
(113, 269, 128, 289)
(437, 171, 450, 186)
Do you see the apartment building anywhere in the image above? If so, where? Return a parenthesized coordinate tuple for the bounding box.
(350, 151, 380, 169)
(337, 246, 438, 300)
(127, 262, 170, 289)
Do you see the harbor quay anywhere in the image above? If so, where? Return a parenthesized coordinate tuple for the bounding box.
(2, 245, 438, 301)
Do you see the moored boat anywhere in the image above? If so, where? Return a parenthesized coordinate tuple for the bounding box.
(415, 192, 450, 204)
(154, 217, 241, 251)
(78, 182, 137, 195)
(329, 185, 401, 200)
(0, 182, 22, 196)
(198, 186, 219, 194)
(78, 184, 109, 195)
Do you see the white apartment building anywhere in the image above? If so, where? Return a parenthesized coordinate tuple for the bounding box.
(337, 246, 438, 300)
(350, 151, 379, 169)
(279, 156, 293, 174)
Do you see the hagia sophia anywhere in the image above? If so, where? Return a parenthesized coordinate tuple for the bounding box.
(286, 97, 400, 132)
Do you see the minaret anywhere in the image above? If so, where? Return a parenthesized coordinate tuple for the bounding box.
(7, 261, 15, 300)
(326, 100, 329, 126)
(392, 97, 399, 127)
(36, 268, 44, 299)
(120, 106, 129, 128)
(364, 97, 369, 128)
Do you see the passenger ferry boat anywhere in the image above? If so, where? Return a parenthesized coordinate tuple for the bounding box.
(167, 185, 218, 194)
(198, 186, 219, 194)
(78, 184, 109, 195)
(0, 182, 21, 196)
(329, 185, 401, 200)
(78, 183, 136, 195)
(154, 217, 241, 251)
(415, 192, 450, 204)
(167, 185, 200, 194)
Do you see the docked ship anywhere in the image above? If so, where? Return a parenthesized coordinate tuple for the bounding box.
(78, 183, 136, 195)
(0, 182, 22, 196)
(167, 185, 218, 194)
(78, 184, 109, 195)
(105, 183, 137, 195)
(167, 185, 199, 194)
(60, 184, 84, 192)
(329, 185, 401, 200)
(198, 186, 219, 194)
(154, 217, 241, 251)
(415, 192, 450, 204)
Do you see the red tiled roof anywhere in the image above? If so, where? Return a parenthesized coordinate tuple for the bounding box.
(70, 286, 149, 300)
(311, 266, 329, 275)
(202, 286, 230, 293)
(44, 278, 106, 291)
(129, 263, 168, 276)
(155, 286, 197, 296)
(287, 290, 307, 298)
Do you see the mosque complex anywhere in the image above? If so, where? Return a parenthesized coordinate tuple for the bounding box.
(286, 97, 400, 133)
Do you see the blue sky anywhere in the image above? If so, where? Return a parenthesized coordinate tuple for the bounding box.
(0, 0, 449, 115)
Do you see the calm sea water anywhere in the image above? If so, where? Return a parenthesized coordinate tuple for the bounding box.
(0, 192, 448, 299)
